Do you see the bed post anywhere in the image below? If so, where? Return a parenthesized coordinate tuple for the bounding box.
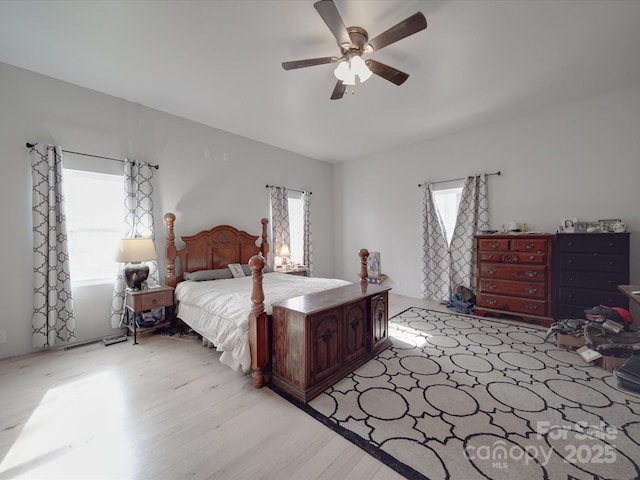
(248, 254, 269, 388)
(164, 213, 177, 288)
(260, 217, 269, 259)
(359, 249, 369, 285)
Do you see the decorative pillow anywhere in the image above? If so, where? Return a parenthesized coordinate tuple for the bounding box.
(184, 268, 233, 281)
(228, 263, 245, 278)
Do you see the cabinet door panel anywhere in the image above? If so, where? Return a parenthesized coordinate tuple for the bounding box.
(344, 301, 367, 364)
(310, 311, 342, 383)
(370, 293, 389, 351)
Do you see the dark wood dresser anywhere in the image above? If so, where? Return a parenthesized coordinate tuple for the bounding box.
(553, 233, 630, 319)
(271, 283, 391, 403)
(475, 234, 554, 327)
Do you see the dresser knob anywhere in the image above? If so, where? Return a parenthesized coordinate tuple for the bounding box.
(488, 284, 497, 290)
(526, 287, 538, 294)
(487, 299, 497, 306)
(524, 243, 535, 249)
(524, 304, 538, 311)
(490, 242, 500, 249)
(488, 268, 497, 275)
(152, 299, 158, 305)
(525, 271, 538, 277)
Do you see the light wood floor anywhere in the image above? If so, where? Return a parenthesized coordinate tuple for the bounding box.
(0, 294, 447, 480)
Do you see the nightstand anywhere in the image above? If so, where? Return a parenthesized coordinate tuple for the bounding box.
(280, 267, 309, 277)
(124, 286, 175, 344)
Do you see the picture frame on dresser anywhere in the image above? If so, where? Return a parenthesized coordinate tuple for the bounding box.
(561, 218, 577, 233)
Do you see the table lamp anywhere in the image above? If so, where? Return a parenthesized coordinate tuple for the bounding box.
(115, 237, 157, 290)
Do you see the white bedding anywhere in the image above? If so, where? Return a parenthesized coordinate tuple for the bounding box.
(175, 272, 351, 373)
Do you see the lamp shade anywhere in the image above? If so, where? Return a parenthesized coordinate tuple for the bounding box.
(115, 238, 157, 263)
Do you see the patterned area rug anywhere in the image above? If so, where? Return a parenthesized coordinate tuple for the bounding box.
(281, 307, 640, 479)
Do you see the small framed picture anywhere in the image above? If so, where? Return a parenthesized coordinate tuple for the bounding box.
(599, 219, 621, 232)
(367, 252, 380, 277)
(561, 218, 577, 233)
(587, 221, 602, 233)
(576, 222, 588, 233)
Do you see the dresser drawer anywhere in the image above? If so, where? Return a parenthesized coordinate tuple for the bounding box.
(558, 288, 629, 308)
(556, 254, 629, 273)
(556, 233, 629, 254)
(127, 289, 174, 311)
(557, 271, 628, 290)
(479, 279, 546, 299)
(512, 238, 548, 252)
(478, 238, 510, 251)
(477, 294, 547, 316)
(479, 264, 546, 282)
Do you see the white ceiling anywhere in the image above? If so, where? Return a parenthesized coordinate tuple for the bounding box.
(1, 0, 640, 163)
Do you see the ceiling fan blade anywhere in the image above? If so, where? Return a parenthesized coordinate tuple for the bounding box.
(367, 12, 427, 52)
(282, 56, 337, 70)
(314, 0, 351, 47)
(366, 59, 409, 85)
(330, 80, 346, 100)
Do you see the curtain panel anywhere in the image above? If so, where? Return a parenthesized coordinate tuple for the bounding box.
(110, 159, 159, 328)
(421, 174, 489, 301)
(302, 191, 313, 275)
(30, 145, 76, 347)
(269, 186, 291, 263)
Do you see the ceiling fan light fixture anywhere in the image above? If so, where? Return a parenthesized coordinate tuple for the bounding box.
(333, 60, 355, 85)
(351, 55, 372, 82)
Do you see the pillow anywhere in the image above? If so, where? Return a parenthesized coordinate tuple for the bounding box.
(184, 268, 233, 281)
(242, 265, 273, 276)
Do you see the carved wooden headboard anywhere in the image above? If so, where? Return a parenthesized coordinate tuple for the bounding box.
(164, 213, 269, 287)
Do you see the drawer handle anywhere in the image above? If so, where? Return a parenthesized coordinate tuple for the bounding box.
(152, 299, 158, 305)
(525, 271, 538, 278)
(488, 268, 497, 275)
(524, 304, 538, 311)
(523, 243, 535, 249)
(526, 287, 538, 294)
(487, 283, 497, 290)
(568, 294, 573, 299)
(567, 260, 573, 264)
(489, 242, 500, 249)
(487, 299, 497, 306)
(529, 256, 535, 261)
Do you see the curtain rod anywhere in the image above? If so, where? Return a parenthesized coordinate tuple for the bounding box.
(26, 142, 159, 170)
(266, 184, 312, 195)
(418, 170, 501, 188)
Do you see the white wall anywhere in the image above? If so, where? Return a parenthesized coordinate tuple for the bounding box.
(0, 62, 335, 360)
(334, 81, 640, 319)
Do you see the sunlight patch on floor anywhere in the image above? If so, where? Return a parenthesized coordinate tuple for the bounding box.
(0, 370, 133, 479)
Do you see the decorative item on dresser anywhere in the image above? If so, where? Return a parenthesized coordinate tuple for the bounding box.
(553, 233, 630, 319)
(475, 234, 554, 327)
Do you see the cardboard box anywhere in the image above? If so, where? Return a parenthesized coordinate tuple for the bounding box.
(599, 355, 628, 372)
(557, 333, 586, 349)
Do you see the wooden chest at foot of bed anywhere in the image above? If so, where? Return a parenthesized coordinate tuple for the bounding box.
(271, 283, 392, 403)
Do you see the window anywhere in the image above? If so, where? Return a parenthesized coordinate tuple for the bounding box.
(63, 168, 124, 286)
(433, 185, 463, 246)
(287, 191, 304, 265)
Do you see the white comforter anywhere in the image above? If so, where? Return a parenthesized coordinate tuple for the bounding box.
(175, 272, 351, 373)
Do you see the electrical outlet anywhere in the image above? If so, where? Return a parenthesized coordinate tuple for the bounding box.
(0, 330, 6, 344)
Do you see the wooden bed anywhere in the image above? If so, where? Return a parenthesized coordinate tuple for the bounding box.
(164, 213, 372, 389)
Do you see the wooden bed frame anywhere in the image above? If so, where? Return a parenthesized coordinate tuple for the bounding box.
(164, 213, 370, 388)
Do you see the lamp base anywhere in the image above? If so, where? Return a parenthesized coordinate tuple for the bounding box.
(123, 262, 149, 291)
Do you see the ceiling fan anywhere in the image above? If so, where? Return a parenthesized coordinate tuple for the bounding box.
(282, 0, 427, 100)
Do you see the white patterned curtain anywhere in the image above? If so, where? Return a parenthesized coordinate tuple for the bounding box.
(30, 145, 75, 347)
(269, 186, 290, 263)
(110, 159, 159, 328)
(450, 174, 489, 291)
(302, 191, 313, 275)
(421, 175, 489, 301)
(421, 183, 449, 300)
